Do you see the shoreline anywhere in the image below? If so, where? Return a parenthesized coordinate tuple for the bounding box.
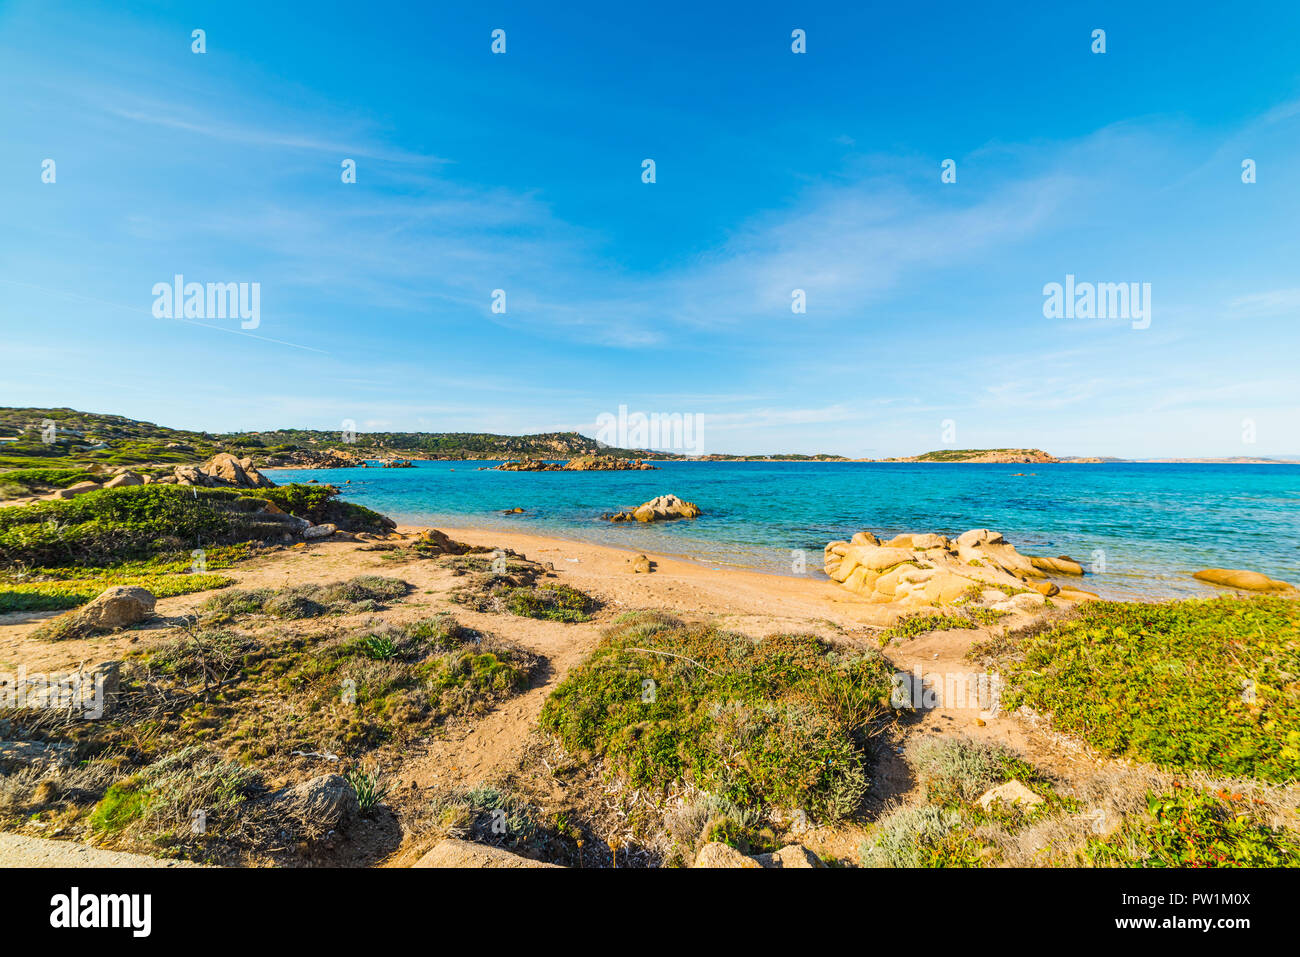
(263, 458, 1298, 468)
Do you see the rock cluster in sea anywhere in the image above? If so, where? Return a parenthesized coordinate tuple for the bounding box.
(607, 494, 701, 523)
(495, 455, 657, 471)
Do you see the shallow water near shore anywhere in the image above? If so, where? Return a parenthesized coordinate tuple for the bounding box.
(268, 461, 1300, 600)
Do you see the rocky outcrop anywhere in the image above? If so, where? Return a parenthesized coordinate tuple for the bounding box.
(103, 471, 144, 489)
(0, 741, 76, 772)
(495, 455, 657, 472)
(272, 448, 363, 469)
(823, 529, 1093, 610)
(32, 587, 156, 641)
(414, 528, 472, 555)
(0, 661, 120, 717)
(168, 453, 275, 489)
(1030, 555, 1084, 576)
(413, 839, 562, 868)
(608, 494, 702, 523)
(563, 455, 656, 471)
(44, 481, 102, 500)
(494, 458, 554, 471)
(1193, 568, 1296, 593)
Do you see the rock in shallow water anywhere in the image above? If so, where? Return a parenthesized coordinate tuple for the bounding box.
(1193, 568, 1295, 593)
(608, 494, 701, 523)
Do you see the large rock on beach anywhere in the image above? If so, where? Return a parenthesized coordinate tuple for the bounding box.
(824, 529, 1095, 611)
(173, 453, 275, 489)
(1030, 555, 1084, 576)
(78, 586, 156, 631)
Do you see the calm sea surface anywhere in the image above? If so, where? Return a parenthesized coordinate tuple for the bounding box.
(268, 461, 1300, 600)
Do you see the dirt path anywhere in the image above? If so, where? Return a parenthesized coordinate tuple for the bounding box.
(0, 832, 203, 867)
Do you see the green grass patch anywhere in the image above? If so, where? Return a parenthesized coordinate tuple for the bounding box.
(117, 615, 538, 760)
(998, 597, 1300, 783)
(0, 572, 233, 613)
(539, 611, 895, 821)
(88, 780, 149, 833)
(861, 738, 1075, 867)
(880, 612, 978, 643)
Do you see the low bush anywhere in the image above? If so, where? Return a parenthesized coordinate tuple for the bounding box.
(539, 612, 895, 821)
(197, 576, 410, 622)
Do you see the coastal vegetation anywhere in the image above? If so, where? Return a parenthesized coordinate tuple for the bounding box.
(447, 551, 599, 622)
(860, 738, 1073, 867)
(1079, 784, 1299, 867)
(538, 611, 896, 822)
(1, 406, 1297, 870)
(0, 595, 539, 863)
(979, 596, 1300, 783)
(0, 483, 390, 569)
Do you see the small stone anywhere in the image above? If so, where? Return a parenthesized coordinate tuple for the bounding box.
(693, 842, 762, 868)
(753, 844, 825, 868)
(976, 779, 1044, 812)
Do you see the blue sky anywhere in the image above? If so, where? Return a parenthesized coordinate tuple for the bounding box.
(2, 0, 1299, 457)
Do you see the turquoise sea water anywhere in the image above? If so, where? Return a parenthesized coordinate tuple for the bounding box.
(268, 461, 1300, 600)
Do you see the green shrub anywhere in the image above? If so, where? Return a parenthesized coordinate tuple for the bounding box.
(880, 612, 977, 643)
(503, 583, 597, 622)
(0, 467, 96, 496)
(197, 577, 409, 622)
(539, 613, 895, 821)
(999, 597, 1300, 782)
(859, 804, 984, 867)
(88, 781, 149, 833)
(1082, 785, 1300, 868)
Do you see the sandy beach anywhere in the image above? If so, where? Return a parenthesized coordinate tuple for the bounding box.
(4, 518, 1235, 867)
